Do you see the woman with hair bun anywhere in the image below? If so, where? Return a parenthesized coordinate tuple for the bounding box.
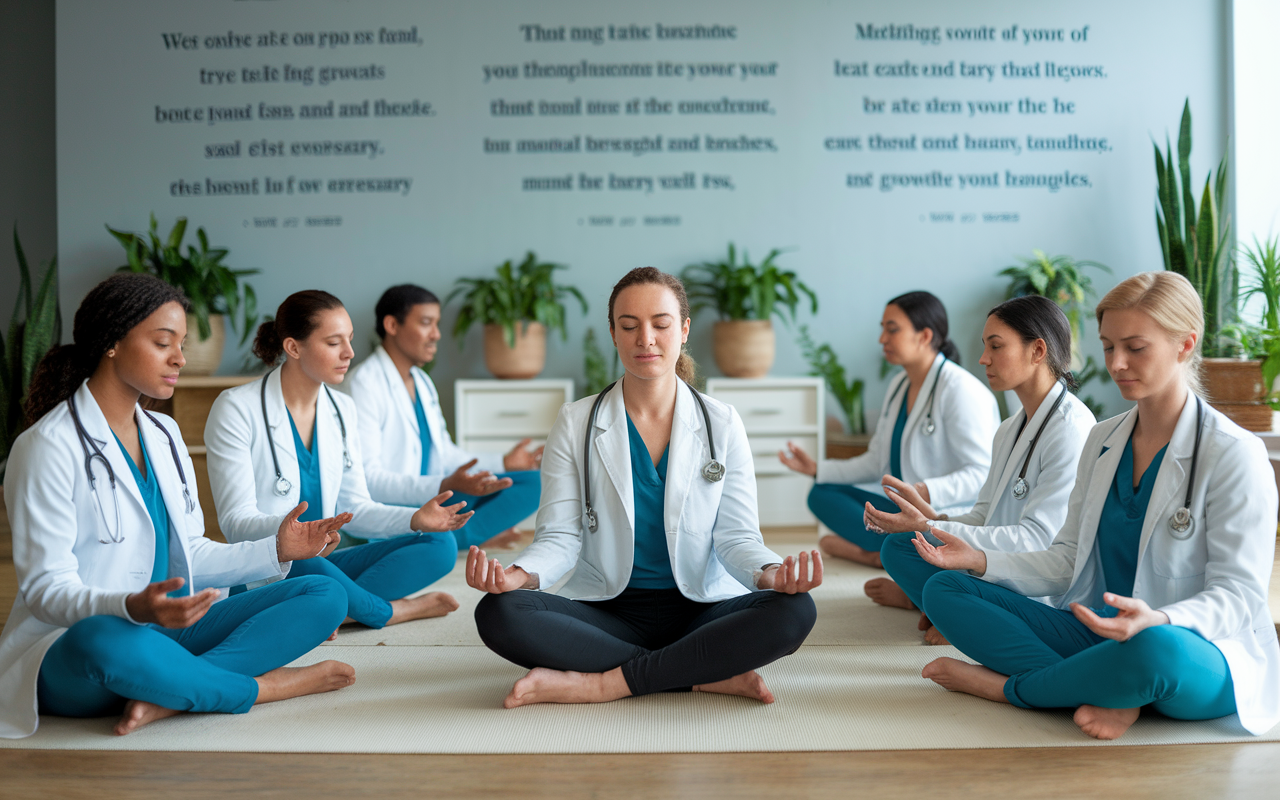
(912, 272, 1279, 740)
(468, 267, 820, 708)
(865, 296, 1096, 643)
(0, 274, 355, 739)
(205, 290, 472, 631)
(781, 290, 999, 567)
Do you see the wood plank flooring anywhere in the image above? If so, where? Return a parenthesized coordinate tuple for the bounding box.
(1, 503, 1279, 798)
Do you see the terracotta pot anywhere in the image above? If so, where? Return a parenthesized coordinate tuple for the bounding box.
(483, 322, 546, 379)
(182, 313, 225, 376)
(1202, 358, 1265, 403)
(712, 320, 775, 378)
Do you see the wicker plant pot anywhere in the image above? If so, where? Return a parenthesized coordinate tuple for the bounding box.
(712, 320, 775, 378)
(1209, 401, 1273, 432)
(1202, 358, 1271, 432)
(483, 322, 546, 379)
(182, 313, 225, 376)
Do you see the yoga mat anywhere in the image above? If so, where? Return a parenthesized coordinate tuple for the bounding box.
(3, 644, 1274, 753)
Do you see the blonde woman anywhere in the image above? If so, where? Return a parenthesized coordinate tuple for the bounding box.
(910, 272, 1279, 740)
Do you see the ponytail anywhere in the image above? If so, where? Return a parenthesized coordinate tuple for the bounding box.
(938, 338, 962, 365)
(251, 319, 284, 365)
(23, 274, 189, 429)
(676, 351, 697, 384)
(253, 290, 345, 366)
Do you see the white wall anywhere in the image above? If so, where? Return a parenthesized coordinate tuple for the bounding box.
(1233, 0, 1280, 248)
(52, 0, 1233, 425)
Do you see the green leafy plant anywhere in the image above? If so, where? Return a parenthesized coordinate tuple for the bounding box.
(1154, 100, 1235, 355)
(682, 244, 817, 325)
(797, 325, 865, 435)
(108, 214, 259, 344)
(1223, 236, 1280, 408)
(999, 250, 1112, 418)
(1, 227, 61, 480)
(581, 327, 621, 398)
(446, 252, 587, 347)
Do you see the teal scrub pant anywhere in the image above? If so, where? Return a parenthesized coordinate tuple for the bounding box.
(880, 532, 946, 610)
(37, 575, 346, 718)
(807, 483, 898, 552)
(921, 570, 1237, 719)
(287, 531, 458, 628)
(450, 470, 541, 550)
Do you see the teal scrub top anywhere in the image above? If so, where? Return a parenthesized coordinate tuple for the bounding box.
(889, 396, 909, 481)
(113, 432, 183, 594)
(288, 411, 324, 523)
(1093, 436, 1168, 614)
(625, 412, 676, 590)
(413, 390, 433, 476)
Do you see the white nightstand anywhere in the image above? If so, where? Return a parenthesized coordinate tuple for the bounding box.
(454, 378, 574, 529)
(705, 377, 824, 528)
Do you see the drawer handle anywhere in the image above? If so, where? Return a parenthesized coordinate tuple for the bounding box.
(496, 410, 530, 417)
(748, 408, 783, 415)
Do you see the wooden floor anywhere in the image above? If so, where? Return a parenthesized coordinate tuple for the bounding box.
(2, 509, 1280, 798)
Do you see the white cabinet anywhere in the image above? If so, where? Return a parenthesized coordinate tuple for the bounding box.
(705, 377, 824, 528)
(454, 379, 574, 529)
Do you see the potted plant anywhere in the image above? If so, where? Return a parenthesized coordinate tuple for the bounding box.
(1, 227, 60, 483)
(581, 327, 621, 398)
(797, 324, 865, 435)
(108, 214, 259, 375)
(447, 252, 587, 379)
(1219, 235, 1280, 431)
(1153, 101, 1252, 410)
(998, 250, 1111, 418)
(682, 244, 817, 377)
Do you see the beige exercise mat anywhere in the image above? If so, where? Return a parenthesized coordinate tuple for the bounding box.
(321, 549, 924, 648)
(4, 644, 1274, 753)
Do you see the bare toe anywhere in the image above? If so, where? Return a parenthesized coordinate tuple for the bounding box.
(864, 578, 914, 609)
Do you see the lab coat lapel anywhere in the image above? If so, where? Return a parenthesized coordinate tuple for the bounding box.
(1077, 410, 1137, 578)
(413, 368, 445, 464)
(992, 382, 1066, 501)
(903, 352, 945, 439)
(375, 346, 420, 434)
(315, 389, 343, 518)
(136, 408, 194, 587)
(264, 370, 301, 491)
(1136, 395, 1198, 566)
(594, 383, 633, 535)
(73, 382, 148, 521)
(664, 384, 700, 535)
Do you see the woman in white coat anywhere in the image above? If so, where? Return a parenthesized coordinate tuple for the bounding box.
(864, 296, 1096, 643)
(346, 284, 542, 552)
(205, 291, 472, 630)
(0, 274, 355, 739)
(781, 291, 999, 567)
(911, 272, 1279, 740)
(467, 268, 821, 708)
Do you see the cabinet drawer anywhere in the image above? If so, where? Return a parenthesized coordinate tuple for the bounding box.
(710, 386, 818, 432)
(462, 390, 565, 436)
(460, 437, 548, 455)
(746, 435, 818, 476)
(755, 473, 816, 527)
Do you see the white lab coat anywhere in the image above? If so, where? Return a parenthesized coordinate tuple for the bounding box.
(344, 346, 503, 506)
(0, 382, 285, 738)
(981, 396, 1280, 735)
(816, 353, 999, 511)
(514, 379, 783, 602)
(204, 369, 416, 589)
(935, 383, 1096, 564)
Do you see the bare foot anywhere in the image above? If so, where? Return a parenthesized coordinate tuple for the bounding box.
(923, 626, 951, 646)
(387, 592, 459, 625)
(255, 660, 356, 704)
(114, 699, 181, 735)
(504, 666, 631, 708)
(481, 528, 524, 550)
(917, 613, 933, 632)
(819, 535, 882, 568)
(864, 578, 914, 609)
(693, 671, 775, 704)
(1074, 705, 1141, 740)
(921, 657, 1009, 704)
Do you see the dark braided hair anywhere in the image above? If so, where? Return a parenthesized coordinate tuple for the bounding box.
(24, 273, 190, 428)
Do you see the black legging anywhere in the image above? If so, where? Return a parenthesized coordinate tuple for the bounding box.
(474, 586, 817, 696)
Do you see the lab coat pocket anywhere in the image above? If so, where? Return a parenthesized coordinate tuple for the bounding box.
(1148, 521, 1209, 581)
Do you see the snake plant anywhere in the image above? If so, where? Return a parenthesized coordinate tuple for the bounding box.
(1, 227, 61, 480)
(446, 252, 588, 347)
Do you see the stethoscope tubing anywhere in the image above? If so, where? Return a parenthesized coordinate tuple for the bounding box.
(582, 378, 723, 533)
(261, 368, 353, 497)
(1010, 381, 1069, 500)
(886, 355, 946, 437)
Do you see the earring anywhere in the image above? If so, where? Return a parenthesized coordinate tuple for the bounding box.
(107, 349, 116, 357)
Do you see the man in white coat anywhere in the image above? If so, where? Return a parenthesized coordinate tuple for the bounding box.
(347, 284, 542, 551)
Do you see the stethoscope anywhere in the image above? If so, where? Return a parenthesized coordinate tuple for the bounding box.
(886, 355, 946, 436)
(1168, 395, 1204, 540)
(261, 369, 353, 497)
(68, 394, 196, 545)
(1010, 381, 1069, 501)
(582, 379, 724, 533)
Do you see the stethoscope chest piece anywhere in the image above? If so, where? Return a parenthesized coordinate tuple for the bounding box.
(922, 418, 936, 436)
(274, 476, 293, 497)
(1166, 396, 1205, 542)
(1011, 477, 1029, 500)
(702, 460, 726, 482)
(1169, 507, 1194, 539)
